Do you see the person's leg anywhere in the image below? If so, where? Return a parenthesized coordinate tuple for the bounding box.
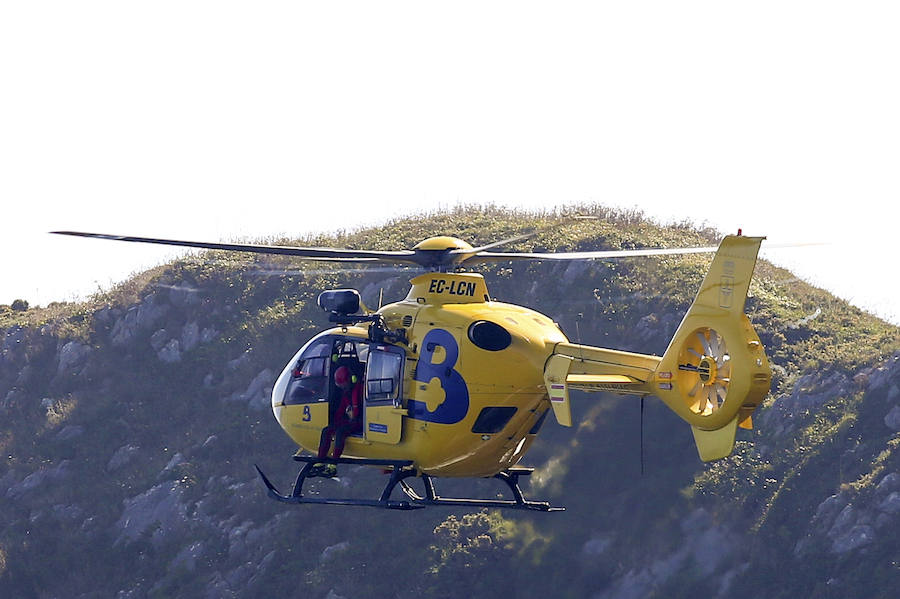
(317, 426, 336, 459)
(331, 422, 354, 459)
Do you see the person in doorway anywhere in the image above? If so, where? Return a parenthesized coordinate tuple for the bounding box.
(311, 365, 363, 477)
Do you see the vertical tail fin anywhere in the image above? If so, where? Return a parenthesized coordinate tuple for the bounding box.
(653, 235, 772, 461)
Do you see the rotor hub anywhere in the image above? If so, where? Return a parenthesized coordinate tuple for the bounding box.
(698, 357, 716, 384)
(412, 236, 474, 252)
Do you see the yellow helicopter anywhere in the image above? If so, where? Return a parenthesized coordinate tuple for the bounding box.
(52, 228, 771, 511)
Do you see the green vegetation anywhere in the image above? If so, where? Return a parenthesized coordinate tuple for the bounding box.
(1, 206, 898, 598)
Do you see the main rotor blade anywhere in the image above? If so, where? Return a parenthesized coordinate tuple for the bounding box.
(472, 245, 721, 262)
(457, 216, 599, 256)
(250, 265, 426, 277)
(459, 231, 540, 255)
(469, 238, 823, 264)
(453, 215, 600, 259)
(50, 231, 420, 265)
(53, 228, 816, 271)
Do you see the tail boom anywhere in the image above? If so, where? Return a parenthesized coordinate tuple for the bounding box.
(542, 234, 772, 462)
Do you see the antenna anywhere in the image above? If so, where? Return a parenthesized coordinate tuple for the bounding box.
(640, 396, 645, 476)
(378, 287, 384, 310)
(575, 313, 585, 362)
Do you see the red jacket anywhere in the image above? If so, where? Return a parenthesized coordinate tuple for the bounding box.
(336, 382, 363, 425)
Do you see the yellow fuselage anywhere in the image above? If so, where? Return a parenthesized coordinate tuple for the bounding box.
(271, 272, 566, 477)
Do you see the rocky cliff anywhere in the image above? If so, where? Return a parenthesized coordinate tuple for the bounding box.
(1, 207, 898, 598)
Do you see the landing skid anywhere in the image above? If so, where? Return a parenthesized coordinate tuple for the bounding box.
(254, 455, 564, 512)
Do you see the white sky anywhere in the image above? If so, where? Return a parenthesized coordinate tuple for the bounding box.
(2, 2, 898, 325)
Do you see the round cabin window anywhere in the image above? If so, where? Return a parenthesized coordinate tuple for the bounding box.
(467, 320, 512, 351)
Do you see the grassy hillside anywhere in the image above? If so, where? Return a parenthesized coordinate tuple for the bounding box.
(1, 206, 898, 598)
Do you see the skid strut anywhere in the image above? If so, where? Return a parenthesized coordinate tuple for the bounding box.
(254, 456, 564, 512)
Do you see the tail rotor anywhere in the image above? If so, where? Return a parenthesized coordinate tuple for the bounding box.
(680, 327, 732, 416)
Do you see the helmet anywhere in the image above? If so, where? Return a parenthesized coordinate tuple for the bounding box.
(334, 365, 352, 386)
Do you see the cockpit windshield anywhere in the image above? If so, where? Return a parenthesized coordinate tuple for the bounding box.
(282, 335, 401, 406)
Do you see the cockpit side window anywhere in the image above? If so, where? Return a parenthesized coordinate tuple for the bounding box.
(366, 346, 404, 405)
(283, 338, 332, 405)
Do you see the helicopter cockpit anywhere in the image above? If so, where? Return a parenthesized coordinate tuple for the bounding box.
(279, 332, 406, 444)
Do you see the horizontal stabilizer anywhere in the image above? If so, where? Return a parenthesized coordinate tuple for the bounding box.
(566, 373, 645, 393)
(566, 374, 640, 385)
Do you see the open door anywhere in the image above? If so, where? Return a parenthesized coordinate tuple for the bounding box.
(364, 344, 406, 444)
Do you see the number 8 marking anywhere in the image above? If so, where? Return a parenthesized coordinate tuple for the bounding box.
(409, 329, 470, 424)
